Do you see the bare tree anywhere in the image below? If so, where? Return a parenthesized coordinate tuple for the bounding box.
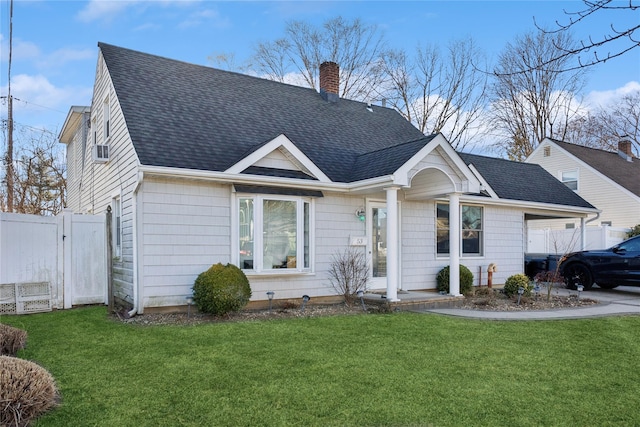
(566, 90, 640, 154)
(534, 0, 639, 72)
(251, 16, 386, 101)
(1, 128, 65, 215)
(377, 38, 488, 150)
(328, 248, 369, 306)
(490, 30, 588, 160)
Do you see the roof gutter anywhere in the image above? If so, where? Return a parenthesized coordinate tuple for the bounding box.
(460, 194, 600, 216)
(138, 165, 397, 193)
(128, 171, 144, 317)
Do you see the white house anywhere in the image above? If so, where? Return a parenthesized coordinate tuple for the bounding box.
(59, 43, 597, 314)
(527, 138, 640, 229)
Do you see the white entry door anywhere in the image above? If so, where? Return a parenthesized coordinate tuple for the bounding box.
(367, 202, 387, 289)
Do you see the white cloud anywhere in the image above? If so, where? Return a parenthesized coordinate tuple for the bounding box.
(76, 0, 137, 23)
(77, 0, 201, 24)
(2, 74, 93, 130)
(178, 8, 230, 30)
(583, 81, 640, 109)
(37, 48, 95, 69)
(0, 38, 41, 63)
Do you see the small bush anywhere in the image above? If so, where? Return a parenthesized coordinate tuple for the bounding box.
(0, 356, 59, 427)
(328, 248, 369, 306)
(504, 273, 533, 297)
(0, 324, 27, 356)
(193, 263, 252, 316)
(436, 265, 474, 295)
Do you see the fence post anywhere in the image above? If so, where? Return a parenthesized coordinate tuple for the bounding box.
(106, 206, 114, 312)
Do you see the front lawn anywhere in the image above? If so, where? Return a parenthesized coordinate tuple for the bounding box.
(3, 307, 640, 426)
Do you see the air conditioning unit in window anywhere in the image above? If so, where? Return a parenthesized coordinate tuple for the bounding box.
(92, 144, 109, 162)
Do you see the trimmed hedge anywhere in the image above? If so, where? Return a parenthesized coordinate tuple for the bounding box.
(504, 273, 533, 297)
(193, 263, 252, 315)
(436, 265, 474, 295)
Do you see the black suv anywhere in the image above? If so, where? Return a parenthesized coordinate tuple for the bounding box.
(561, 235, 640, 290)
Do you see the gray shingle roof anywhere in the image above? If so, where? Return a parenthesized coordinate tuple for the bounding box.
(459, 153, 595, 209)
(98, 42, 425, 183)
(550, 139, 640, 197)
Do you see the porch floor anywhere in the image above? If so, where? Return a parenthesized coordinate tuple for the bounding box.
(363, 289, 464, 311)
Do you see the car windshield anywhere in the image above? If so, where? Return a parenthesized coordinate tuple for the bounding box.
(616, 236, 640, 252)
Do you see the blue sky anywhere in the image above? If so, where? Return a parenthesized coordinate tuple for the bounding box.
(1, 0, 639, 140)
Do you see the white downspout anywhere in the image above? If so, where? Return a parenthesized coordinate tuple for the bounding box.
(128, 171, 144, 317)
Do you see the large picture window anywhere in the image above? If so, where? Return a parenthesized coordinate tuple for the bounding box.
(436, 203, 483, 256)
(238, 196, 311, 272)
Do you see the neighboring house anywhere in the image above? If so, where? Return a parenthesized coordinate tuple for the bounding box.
(526, 138, 640, 232)
(59, 43, 596, 314)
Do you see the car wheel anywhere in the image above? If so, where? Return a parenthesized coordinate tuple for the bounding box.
(597, 282, 619, 289)
(564, 263, 593, 290)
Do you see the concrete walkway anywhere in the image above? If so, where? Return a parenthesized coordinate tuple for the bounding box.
(416, 286, 640, 320)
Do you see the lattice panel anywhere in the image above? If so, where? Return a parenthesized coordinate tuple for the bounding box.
(0, 283, 17, 315)
(0, 282, 52, 314)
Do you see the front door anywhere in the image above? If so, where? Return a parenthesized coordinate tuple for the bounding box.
(367, 202, 387, 289)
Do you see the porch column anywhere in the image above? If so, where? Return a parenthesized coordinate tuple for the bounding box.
(580, 217, 586, 250)
(449, 192, 461, 296)
(385, 186, 400, 302)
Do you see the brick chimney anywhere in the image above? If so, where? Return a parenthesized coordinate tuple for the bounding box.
(319, 61, 339, 102)
(618, 139, 633, 162)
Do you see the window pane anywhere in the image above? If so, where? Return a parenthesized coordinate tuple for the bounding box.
(263, 200, 297, 269)
(437, 203, 449, 229)
(462, 230, 480, 254)
(437, 230, 449, 254)
(239, 198, 254, 270)
(436, 203, 449, 254)
(562, 171, 578, 190)
(304, 202, 310, 269)
(462, 206, 481, 230)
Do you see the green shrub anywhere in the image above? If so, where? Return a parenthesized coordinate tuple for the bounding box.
(503, 273, 533, 297)
(436, 265, 474, 295)
(627, 224, 640, 238)
(0, 324, 27, 357)
(193, 263, 252, 315)
(0, 356, 59, 427)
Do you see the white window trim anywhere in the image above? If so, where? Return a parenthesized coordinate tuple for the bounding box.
(436, 202, 484, 259)
(103, 97, 111, 143)
(112, 192, 122, 259)
(560, 169, 579, 192)
(232, 193, 315, 275)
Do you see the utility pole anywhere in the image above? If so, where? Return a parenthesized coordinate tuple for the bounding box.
(5, 0, 14, 212)
(6, 94, 13, 212)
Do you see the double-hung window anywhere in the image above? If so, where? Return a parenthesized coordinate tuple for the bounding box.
(561, 170, 578, 191)
(238, 195, 312, 272)
(436, 203, 483, 256)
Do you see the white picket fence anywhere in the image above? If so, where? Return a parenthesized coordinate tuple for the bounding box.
(527, 226, 630, 254)
(0, 210, 107, 314)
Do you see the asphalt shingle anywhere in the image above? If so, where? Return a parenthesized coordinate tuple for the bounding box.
(459, 153, 595, 209)
(99, 42, 425, 183)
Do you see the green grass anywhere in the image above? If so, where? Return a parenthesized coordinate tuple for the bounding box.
(3, 307, 640, 426)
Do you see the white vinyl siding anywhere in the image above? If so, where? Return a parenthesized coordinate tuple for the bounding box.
(140, 178, 231, 308)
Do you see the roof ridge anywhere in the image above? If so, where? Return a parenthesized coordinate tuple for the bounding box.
(356, 135, 436, 158)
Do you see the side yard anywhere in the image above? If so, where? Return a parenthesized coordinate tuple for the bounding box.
(3, 307, 640, 426)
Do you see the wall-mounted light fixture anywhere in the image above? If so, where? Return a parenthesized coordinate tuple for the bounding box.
(355, 207, 365, 221)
